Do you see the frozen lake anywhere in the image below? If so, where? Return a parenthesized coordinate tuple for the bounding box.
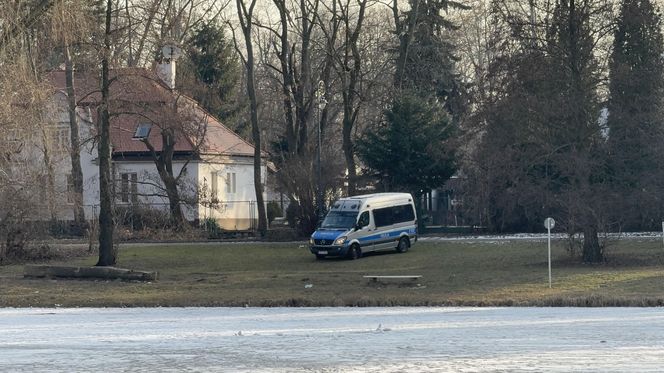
(1, 307, 663, 372)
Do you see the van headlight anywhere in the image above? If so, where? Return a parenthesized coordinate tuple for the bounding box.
(333, 236, 347, 245)
(309, 237, 314, 245)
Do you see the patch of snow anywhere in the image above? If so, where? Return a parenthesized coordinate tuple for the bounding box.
(420, 231, 663, 242)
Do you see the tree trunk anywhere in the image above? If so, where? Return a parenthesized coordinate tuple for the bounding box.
(39, 126, 57, 221)
(393, 0, 420, 90)
(64, 43, 85, 224)
(582, 224, 602, 263)
(342, 113, 356, 196)
(294, 0, 314, 157)
(163, 176, 185, 227)
(141, 131, 185, 228)
(412, 190, 424, 232)
(237, 0, 267, 236)
(340, 0, 367, 197)
(96, 0, 116, 267)
(273, 1, 297, 155)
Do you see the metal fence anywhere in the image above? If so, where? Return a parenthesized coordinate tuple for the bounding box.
(6, 199, 289, 236)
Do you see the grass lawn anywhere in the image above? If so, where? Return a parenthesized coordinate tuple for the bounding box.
(1, 238, 664, 307)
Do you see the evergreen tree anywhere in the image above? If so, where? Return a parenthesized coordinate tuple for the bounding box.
(357, 94, 457, 204)
(368, 0, 465, 221)
(394, 0, 467, 112)
(467, 0, 610, 262)
(467, 49, 554, 233)
(607, 0, 664, 230)
(179, 23, 242, 123)
(543, 0, 606, 262)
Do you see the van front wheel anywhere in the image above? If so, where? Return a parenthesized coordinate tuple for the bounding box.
(347, 244, 362, 260)
(396, 237, 410, 253)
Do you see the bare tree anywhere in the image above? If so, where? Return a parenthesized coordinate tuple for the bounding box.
(251, 0, 326, 234)
(97, 0, 117, 266)
(234, 0, 267, 236)
(0, 57, 53, 262)
(121, 0, 227, 67)
(134, 93, 209, 227)
(49, 0, 94, 224)
(0, 0, 54, 54)
(266, 0, 319, 157)
(324, 0, 369, 195)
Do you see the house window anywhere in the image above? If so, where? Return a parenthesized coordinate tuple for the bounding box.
(225, 172, 236, 194)
(120, 172, 138, 203)
(210, 172, 218, 200)
(133, 123, 152, 139)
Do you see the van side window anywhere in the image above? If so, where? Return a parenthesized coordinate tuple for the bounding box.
(374, 204, 415, 227)
(394, 204, 415, 223)
(373, 207, 393, 227)
(357, 211, 370, 228)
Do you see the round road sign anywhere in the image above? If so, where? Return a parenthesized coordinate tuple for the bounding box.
(544, 217, 555, 230)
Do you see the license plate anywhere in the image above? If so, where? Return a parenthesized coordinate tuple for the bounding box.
(318, 251, 328, 255)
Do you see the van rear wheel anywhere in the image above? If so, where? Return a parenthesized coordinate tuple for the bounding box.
(347, 244, 362, 260)
(396, 237, 409, 253)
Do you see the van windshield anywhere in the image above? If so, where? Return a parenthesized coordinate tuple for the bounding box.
(321, 211, 358, 229)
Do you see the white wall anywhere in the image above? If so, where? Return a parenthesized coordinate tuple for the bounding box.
(8, 92, 95, 221)
(197, 155, 266, 230)
(111, 160, 199, 221)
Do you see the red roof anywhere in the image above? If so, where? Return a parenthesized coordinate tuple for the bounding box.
(47, 68, 255, 157)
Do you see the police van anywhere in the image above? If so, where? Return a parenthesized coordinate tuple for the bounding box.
(309, 193, 418, 260)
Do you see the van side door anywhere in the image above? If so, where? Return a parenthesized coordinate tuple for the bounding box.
(372, 207, 396, 250)
(354, 210, 374, 251)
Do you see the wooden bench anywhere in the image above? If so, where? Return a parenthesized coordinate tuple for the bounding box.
(363, 275, 422, 282)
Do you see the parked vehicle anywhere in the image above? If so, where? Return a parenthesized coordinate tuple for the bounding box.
(309, 193, 418, 260)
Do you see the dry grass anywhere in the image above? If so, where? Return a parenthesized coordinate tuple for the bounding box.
(1, 238, 664, 307)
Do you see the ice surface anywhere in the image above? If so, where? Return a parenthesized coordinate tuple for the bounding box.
(1, 307, 663, 372)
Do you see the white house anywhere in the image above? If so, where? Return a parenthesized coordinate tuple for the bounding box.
(43, 62, 268, 231)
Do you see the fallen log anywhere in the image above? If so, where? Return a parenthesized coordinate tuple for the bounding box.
(24, 265, 157, 281)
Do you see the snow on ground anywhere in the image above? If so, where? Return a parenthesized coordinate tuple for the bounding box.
(1, 307, 663, 372)
(419, 231, 663, 242)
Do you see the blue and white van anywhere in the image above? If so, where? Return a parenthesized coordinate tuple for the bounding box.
(309, 193, 418, 260)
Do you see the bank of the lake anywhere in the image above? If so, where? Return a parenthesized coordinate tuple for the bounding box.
(1, 238, 664, 307)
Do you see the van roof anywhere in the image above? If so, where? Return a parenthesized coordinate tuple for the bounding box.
(342, 192, 413, 204)
(330, 193, 413, 212)
(346, 192, 411, 199)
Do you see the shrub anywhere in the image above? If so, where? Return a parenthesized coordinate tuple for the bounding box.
(203, 217, 224, 239)
(266, 201, 283, 225)
(285, 201, 300, 229)
(115, 205, 172, 231)
(285, 200, 318, 236)
(48, 219, 89, 237)
(0, 187, 34, 264)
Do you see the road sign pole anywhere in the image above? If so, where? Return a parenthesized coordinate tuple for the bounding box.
(544, 217, 555, 289)
(548, 225, 552, 289)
